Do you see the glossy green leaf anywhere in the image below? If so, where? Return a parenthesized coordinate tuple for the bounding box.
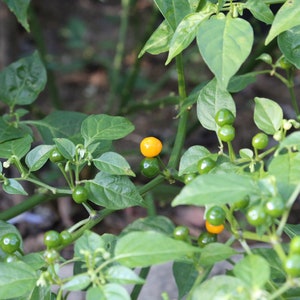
(86, 172, 145, 209)
(61, 274, 91, 291)
(87, 287, 105, 300)
(54, 138, 76, 160)
(3, 0, 31, 31)
(277, 131, 300, 152)
(121, 216, 175, 236)
(105, 265, 145, 284)
(25, 145, 54, 171)
(166, 9, 212, 64)
(265, 0, 300, 45)
(199, 243, 237, 266)
(0, 118, 30, 144)
(278, 25, 300, 69)
(139, 21, 173, 57)
(0, 261, 37, 299)
(173, 261, 198, 299)
(35, 110, 87, 144)
(233, 255, 270, 289)
(227, 72, 257, 93)
(269, 152, 300, 186)
(284, 224, 300, 239)
(115, 231, 201, 268)
(191, 275, 251, 300)
(0, 51, 46, 106)
(197, 78, 236, 131)
(172, 173, 259, 207)
(245, 0, 274, 24)
(103, 284, 131, 300)
(81, 114, 134, 147)
(197, 16, 253, 89)
(254, 97, 283, 134)
(74, 231, 105, 260)
(178, 145, 210, 176)
(0, 134, 33, 159)
(153, 0, 192, 30)
(93, 152, 135, 176)
(3, 178, 28, 195)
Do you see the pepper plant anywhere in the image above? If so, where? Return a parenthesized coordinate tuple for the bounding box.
(1, 0, 300, 299)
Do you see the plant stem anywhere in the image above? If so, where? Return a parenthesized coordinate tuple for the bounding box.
(131, 267, 151, 300)
(0, 193, 55, 221)
(167, 54, 188, 169)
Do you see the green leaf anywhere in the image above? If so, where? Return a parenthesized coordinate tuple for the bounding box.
(0, 261, 37, 299)
(87, 287, 105, 300)
(3, 178, 28, 195)
(0, 117, 31, 144)
(278, 25, 300, 69)
(25, 145, 54, 171)
(0, 51, 46, 106)
(277, 131, 300, 152)
(54, 138, 76, 160)
(105, 265, 145, 284)
(139, 21, 173, 57)
(199, 243, 237, 266)
(197, 16, 253, 89)
(178, 145, 210, 176)
(197, 78, 236, 131)
(239, 148, 254, 160)
(172, 173, 259, 207)
(284, 224, 300, 238)
(61, 274, 91, 291)
(93, 152, 135, 176)
(153, 0, 192, 30)
(227, 72, 257, 93)
(191, 275, 251, 300)
(254, 97, 283, 134)
(22, 253, 45, 271)
(103, 284, 131, 300)
(265, 0, 300, 45)
(114, 231, 201, 268)
(269, 152, 300, 185)
(245, 0, 274, 24)
(173, 261, 198, 299)
(74, 231, 105, 260)
(0, 134, 33, 159)
(35, 110, 87, 144)
(86, 172, 145, 209)
(3, 0, 31, 31)
(166, 9, 212, 64)
(233, 255, 270, 289)
(121, 216, 175, 236)
(81, 114, 134, 147)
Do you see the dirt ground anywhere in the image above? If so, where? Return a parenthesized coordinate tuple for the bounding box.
(0, 0, 300, 255)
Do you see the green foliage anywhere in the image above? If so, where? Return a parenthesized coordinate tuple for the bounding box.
(1, 0, 300, 299)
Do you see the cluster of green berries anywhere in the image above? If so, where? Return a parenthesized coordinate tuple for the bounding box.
(139, 137, 163, 178)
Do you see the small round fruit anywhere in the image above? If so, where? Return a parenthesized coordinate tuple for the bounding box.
(49, 148, 65, 163)
(232, 196, 250, 210)
(252, 133, 269, 150)
(44, 249, 60, 264)
(197, 231, 217, 248)
(183, 173, 197, 184)
(44, 230, 62, 249)
(72, 186, 88, 204)
(264, 195, 285, 218)
(290, 236, 300, 255)
(284, 254, 300, 277)
(246, 205, 267, 227)
(218, 125, 235, 142)
(206, 206, 226, 226)
(0, 233, 21, 254)
(140, 137, 163, 158)
(197, 157, 216, 175)
(215, 108, 235, 126)
(140, 157, 160, 178)
(205, 220, 225, 234)
(60, 230, 72, 245)
(173, 226, 190, 241)
(4, 254, 19, 263)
